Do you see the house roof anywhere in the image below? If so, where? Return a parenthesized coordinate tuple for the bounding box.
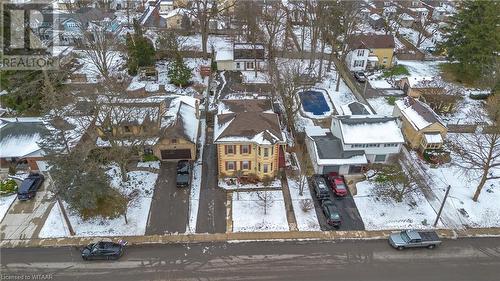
(233, 43, 265, 60)
(350, 34, 395, 50)
(215, 49, 233, 61)
(336, 115, 404, 144)
(214, 112, 284, 145)
(308, 132, 368, 166)
(395, 96, 446, 130)
(218, 99, 273, 114)
(160, 95, 199, 143)
(0, 118, 47, 158)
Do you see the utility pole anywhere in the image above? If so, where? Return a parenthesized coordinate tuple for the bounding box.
(433, 185, 451, 227)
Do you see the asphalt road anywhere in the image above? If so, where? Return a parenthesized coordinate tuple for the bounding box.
(2, 238, 500, 281)
(145, 162, 189, 235)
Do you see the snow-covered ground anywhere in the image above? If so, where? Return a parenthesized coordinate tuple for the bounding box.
(220, 178, 281, 190)
(410, 136, 500, 228)
(287, 177, 321, 231)
(232, 190, 289, 232)
(367, 97, 398, 116)
(39, 164, 158, 238)
(179, 34, 233, 52)
(137, 161, 160, 169)
(318, 71, 358, 115)
(369, 78, 394, 89)
(0, 194, 16, 223)
(354, 180, 439, 230)
(73, 50, 126, 83)
(187, 118, 206, 233)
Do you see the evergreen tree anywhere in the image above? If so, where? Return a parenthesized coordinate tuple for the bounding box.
(126, 19, 156, 75)
(441, 0, 499, 84)
(168, 57, 192, 87)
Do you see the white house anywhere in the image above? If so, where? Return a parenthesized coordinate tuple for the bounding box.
(305, 115, 404, 175)
(216, 43, 267, 71)
(345, 34, 395, 71)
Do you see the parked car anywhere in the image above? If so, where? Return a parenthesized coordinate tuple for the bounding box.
(353, 71, 367, 82)
(176, 160, 191, 187)
(388, 230, 442, 250)
(321, 200, 341, 227)
(327, 174, 348, 197)
(81, 240, 127, 260)
(17, 173, 45, 201)
(312, 175, 330, 201)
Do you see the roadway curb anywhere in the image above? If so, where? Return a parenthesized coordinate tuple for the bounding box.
(4, 228, 499, 249)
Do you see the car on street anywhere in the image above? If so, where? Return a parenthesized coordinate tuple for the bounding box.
(312, 175, 330, 201)
(353, 71, 367, 82)
(389, 230, 442, 250)
(176, 160, 191, 187)
(17, 173, 45, 201)
(321, 200, 341, 227)
(327, 174, 348, 197)
(81, 240, 127, 260)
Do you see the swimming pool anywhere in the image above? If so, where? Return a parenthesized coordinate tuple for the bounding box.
(299, 90, 331, 116)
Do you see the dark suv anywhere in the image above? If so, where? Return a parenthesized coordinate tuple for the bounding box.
(17, 173, 45, 201)
(176, 160, 191, 187)
(312, 175, 330, 201)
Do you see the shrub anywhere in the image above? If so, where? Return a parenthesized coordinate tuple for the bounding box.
(382, 65, 409, 78)
(0, 179, 18, 195)
(386, 96, 396, 105)
(142, 153, 159, 162)
(300, 199, 314, 212)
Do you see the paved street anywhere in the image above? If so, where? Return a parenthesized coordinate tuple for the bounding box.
(145, 162, 189, 235)
(2, 238, 500, 281)
(195, 125, 226, 233)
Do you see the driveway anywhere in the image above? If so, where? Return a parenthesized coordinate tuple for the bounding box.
(310, 177, 365, 231)
(196, 125, 226, 233)
(145, 162, 189, 235)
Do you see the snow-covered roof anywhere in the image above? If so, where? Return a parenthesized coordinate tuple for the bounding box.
(308, 132, 368, 165)
(395, 97, 445, 131)
(0, 118, 47, 158)
(400, 13, 415, 21)
(424, 133, 443, 144)
(337, 116, 404, 144)
(234, 43, 265, 50)
(160, 95, 200, 143)
(215, 49, 233, 61)
(305, 126, 329, 137)
(162, 8, 188, 18)
(369, 14, 382, 21)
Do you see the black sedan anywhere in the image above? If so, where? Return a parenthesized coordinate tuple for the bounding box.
(176, 160, 191, 188)
(353, 71, 367, 83)
(17, 173, 45, 201)
(81, 240, 127, 260)
(321, 200, 342, 227)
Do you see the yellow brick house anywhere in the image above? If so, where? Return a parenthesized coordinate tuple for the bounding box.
(346, 34, 395, 71)
(214, 100, 286, 180)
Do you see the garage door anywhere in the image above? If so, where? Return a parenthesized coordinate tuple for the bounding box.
(322, 165, 339, 175)
(160, 149, 191, 160)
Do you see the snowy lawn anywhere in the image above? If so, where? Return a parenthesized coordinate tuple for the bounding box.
(220, 178, 281, 190)
(187, 118, 206, 233)
(367, 97, 398, 116)
(39, 164, 158, 238)
(0, 194, 16, 223)
(38, 203, 70, 238)
(368, 78, 394, 89)
(137, 161, 160, 170)
(287, 177, 321, 231)
(317, 71, 358, 115)
(354, 180, 439, 230)
(232, 190, 289, 232)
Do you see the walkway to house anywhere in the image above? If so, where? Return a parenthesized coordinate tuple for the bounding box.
(280, 174, 299, 231)
(145, 162, 189, 235)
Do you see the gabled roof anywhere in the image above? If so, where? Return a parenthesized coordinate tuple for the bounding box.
(214, 111, 284, 145)
(0, 118, 47, 158)
(395, 96, 446, 131)
(233, 43, 265, 60)
(218, 99, 273, 114)
(336, 115, 404, 144)
(160, 99, 199, 144)
(349, 34, 395, 50)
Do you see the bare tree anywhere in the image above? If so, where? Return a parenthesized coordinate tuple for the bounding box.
(297, 145, 313, 196)
(80, 24, 121, 81)
(448, 95, 500, 202)
(256, 190, 274, 215)
(262, 1, 287, 66)
(414, 17, 438, 48)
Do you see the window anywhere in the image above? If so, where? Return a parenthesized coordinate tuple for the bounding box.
(384, 143, 397, 147)
(225, 145, 235, 154)
(245, 61, 254, 70)
(383, 57, 388, 64)
(241, 161, 251, 170)
(258, 163, 261, 171)
(270, 163, 273, 171)
(354, 60, 365, 67)
(374, 155, 386, 162)
(264, 148, 269, 157)
(171, 139, 177, 144)
(144, 147, 153, 155)
(124, 126, 131, 133)
(226, 161, 236, 171)
(241, 145, 250, 154)
(258, 147, 261, 156)
(263, 164, 269, 173)
(236, 62, 241, 69)
(357, 49, 365, 56)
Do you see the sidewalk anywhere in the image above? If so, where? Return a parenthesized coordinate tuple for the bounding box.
(4, 227, 500, 249)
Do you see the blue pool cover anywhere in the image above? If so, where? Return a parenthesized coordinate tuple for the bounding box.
(299, 90, 330, 115)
